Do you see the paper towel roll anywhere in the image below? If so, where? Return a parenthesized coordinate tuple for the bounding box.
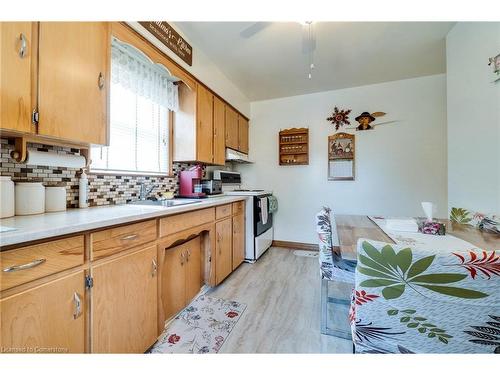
(25, 150, 86, 169)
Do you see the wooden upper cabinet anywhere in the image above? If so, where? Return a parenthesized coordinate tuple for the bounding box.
(225, 105, 239, 150)
(196, 84, 214, 163)
(91, 245, 157, 353)
(0, 22, 36, 134)
(0, 271, 85, 353)
(238, 116, 249, 154)
(213, 96, 226, 165)
(38, 22, 110, 145)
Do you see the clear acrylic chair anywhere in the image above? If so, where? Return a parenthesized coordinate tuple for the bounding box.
(316, 206, 356, 339)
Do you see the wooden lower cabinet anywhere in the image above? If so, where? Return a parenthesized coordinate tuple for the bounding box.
(160, 236, 202, 321)
(185, 237, 202, 302)
(91, 244, 157, 353)
(0, 271, 85, 353)
(232, 213, 245, 270)
(161, 241, 188, 320)
(215, 218, 233, 284)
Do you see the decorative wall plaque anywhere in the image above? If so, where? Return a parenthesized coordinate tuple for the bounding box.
(139, 21, 193, 66)
(328, 132, 355, 180)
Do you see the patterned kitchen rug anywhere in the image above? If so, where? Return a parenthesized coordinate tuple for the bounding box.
(150, 294, 246, 354)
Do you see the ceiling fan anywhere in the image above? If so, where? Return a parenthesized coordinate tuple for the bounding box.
(239, 22, 317, 78)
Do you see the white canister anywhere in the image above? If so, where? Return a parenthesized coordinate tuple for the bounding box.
(15, 182, 45, 215)
(0, 176, 15, 218)
(45, 186, 67, 212)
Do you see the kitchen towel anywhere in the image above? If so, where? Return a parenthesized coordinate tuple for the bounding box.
(268, 195, 278, 213)
(260, 197, 268, 225)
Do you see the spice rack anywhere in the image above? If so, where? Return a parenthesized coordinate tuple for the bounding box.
(279, 128, 309, 166)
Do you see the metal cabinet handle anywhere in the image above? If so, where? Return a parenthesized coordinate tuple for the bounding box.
(97, 72, 104, 90)
(186, 249, 191, 262)
(73, 292, 82, 319)
(151, 258, 157, 277)
(180, 251, 185, 265)
(3, 258, 46, 272)
(19, 33, 27, 58)
(121, 234, 138, 241)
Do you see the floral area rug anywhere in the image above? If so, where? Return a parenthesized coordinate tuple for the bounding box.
(151, 294, 246, 354)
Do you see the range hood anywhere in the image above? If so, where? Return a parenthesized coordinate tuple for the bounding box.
(225, 148, 253, 163)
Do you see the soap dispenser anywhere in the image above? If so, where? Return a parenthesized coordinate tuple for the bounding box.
(79, 168, 89, 208)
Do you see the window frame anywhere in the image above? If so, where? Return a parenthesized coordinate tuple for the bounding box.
(89, 23, 195, 178)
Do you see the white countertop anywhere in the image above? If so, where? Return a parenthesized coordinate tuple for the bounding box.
(0, 195, 247, 247)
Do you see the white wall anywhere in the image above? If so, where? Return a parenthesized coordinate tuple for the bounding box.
(128, 22, 250, 117)
(446, 23, 500, 214)
(236, 75, 448, 244)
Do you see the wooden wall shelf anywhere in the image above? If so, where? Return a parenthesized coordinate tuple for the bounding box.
(279, 128, 309, 166)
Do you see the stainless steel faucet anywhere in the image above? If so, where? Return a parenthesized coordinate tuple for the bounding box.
(139, 182, 158, 200)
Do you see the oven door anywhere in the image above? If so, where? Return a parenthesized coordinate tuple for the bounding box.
(254, 194, 273, 236)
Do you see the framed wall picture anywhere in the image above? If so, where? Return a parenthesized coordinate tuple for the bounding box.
(328, 132, 355, 180)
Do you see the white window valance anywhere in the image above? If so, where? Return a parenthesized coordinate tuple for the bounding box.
(111, 38, 179, 112)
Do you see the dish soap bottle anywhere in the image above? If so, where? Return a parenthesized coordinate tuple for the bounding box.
(79, 168, 89, 208)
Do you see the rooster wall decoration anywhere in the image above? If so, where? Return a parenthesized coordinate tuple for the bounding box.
(327, 107, 352, 131)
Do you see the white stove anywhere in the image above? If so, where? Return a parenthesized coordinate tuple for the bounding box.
(213, 170, 274, 262)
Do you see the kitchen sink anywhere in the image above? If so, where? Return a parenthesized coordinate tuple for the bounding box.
(128, 199, 203, 207)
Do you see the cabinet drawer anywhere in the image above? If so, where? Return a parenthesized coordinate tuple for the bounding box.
(216, 204, 232, 220)
(1, 236, 84, 291)
(160, 208, 215, 237)
(91, 220, 157, 260)
(232, 201, 245, 216)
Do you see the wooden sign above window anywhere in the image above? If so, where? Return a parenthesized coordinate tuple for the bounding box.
(138, 21, 193, 66)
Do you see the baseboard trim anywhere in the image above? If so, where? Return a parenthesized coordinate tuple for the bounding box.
(272, 240, 319, 251)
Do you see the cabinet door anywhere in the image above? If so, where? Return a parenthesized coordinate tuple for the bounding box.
(196, 84, 214, 163)
(238, 116, 249, 154)
(38, 22, 109, 145)
(160, 242, 186, 321)
(0, 271, 85, 353)
(213, 96, 226, 165)
(225, 105, 239, 150)
(92, 245, 157, 353)
(232, 213, 245, 270)
(0, 22, 35, 133)
(185, 236, 202, 303)
(215, 218, 233, 284)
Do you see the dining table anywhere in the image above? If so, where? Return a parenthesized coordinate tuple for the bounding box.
(334, 214, 500, 260)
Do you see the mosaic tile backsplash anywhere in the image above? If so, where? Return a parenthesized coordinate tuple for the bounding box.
(0, 138, 201, 208)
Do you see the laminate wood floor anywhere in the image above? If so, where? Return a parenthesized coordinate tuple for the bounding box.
(207, 247, 353, 353)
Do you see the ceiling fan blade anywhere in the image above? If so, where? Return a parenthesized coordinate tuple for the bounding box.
(301, 24, 316, 54)
(240, 22, 272, 38)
